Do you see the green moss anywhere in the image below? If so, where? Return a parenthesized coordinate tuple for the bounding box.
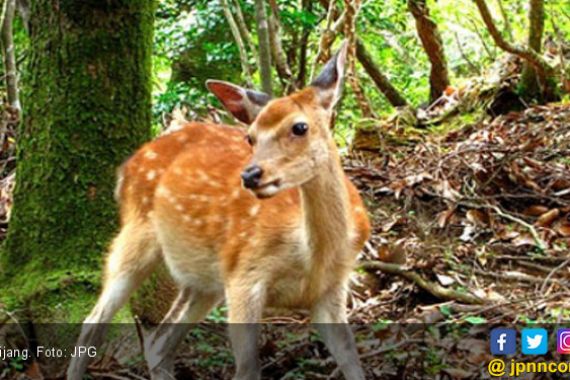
(428, 110, 486, 136)
(0, 0, 156, 322)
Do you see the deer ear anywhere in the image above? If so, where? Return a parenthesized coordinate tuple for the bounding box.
(310, 41, 348, 110)
(206, 80, 271, 124)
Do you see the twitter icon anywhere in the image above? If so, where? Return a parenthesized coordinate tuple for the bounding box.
(522, 328, 548, 355)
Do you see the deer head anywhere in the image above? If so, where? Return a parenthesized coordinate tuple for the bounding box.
(207, 42, 348, 199)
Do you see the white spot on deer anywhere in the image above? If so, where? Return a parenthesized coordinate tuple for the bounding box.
(173, 167, 183, 175)
(156, 185, 170, 198)
(232, 189, 241, 199)
(196, 170, 210, 182)
(249, 204, 260, 217)
(182, 215, 191, 222)
(146, 170, 156, 181)
(175, 204, 184, 211)
(239, 231, 248, 239)
(144, 150, 158, 160)
(142, 196, 150, 205)
(194, 219, 204, 226)
(354, 207, 364, 214)
(177, 134, 188, 143)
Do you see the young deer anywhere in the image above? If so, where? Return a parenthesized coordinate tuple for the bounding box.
(67, 43, 370, 380)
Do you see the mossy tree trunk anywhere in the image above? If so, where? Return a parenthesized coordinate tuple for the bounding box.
(519, 0, 547, 101)
(1, 0, 155, 315)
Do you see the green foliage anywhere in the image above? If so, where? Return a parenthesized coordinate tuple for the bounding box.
(150, 0, 570, 142)
(153, 1, 244, 123)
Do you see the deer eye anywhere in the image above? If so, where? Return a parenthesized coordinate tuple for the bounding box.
(245, 134, 254, 146)
(291, 122, 308, 136)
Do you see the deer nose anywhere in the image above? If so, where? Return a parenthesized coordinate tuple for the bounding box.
(241, 165, 263, 189)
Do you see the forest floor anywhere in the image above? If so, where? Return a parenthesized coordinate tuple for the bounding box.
(1, 71, 570, 378)
(350, 101, 570, 324)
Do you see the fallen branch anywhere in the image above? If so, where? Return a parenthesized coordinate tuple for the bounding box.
(540, 258, 570, 293)
(488, 205, 547, 251)
(360, 260, 487, 304)
(473, 268, 566, 285)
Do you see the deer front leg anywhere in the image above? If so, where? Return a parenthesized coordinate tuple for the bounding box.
(226, 279, 265, 380)
(312, 287, 365, 380)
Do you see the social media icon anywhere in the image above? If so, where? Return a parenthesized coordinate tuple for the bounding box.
(521, 328, 548, 355)
(490, 328, 516, 355)
(557, 328, 570, 354)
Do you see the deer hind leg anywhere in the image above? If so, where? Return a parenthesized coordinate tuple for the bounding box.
(311, 286, 365, 380)
(145, 287, 223, 380)
(67, 222, 160, 380)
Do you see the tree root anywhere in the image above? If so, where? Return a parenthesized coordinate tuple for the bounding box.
(360, 260, 487, 305)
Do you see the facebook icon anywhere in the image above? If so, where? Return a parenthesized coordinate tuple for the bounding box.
(490, 328, 517, 355)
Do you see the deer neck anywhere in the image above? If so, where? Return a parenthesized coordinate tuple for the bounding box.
(299, 143, 350, 258)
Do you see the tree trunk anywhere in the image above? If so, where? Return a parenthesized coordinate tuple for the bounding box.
(356, 39, 408, 108)
(473, 0, 556, 102)
(254, 0, 273, 96)
(295, 0, 312, 88)
(408, 0, 450, 102)
(519, 0, 545, 100)
(1, 0, 20, 112)
(268, 0, 295, 92)
(1, 0, 155, 318)
(232, 0, 256, 56)
(220, 0, 253, 87)
(310, 0, 337, 81)
(343, 0, 374, 118)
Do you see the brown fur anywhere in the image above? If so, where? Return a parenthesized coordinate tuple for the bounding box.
(113, 108, 369, 308)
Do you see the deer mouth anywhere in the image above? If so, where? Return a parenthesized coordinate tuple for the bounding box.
(253, 179, 281, 198)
